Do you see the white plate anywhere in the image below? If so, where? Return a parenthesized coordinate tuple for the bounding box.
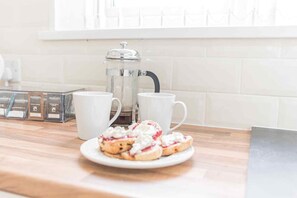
(80, 137, 195, 169)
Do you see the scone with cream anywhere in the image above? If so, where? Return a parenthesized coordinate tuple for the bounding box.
(121, 134, 162, 161)
(161, 132, 193, 156)
(128, 120, 163, 140)
(98, 127, 136, 155)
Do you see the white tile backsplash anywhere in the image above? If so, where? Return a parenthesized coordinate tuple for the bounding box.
(21, 55, 63, 83)
(2, 0, 297, 130)
(141, 39, 206, 57)
(0, 1, 17, 27)
(63, 55, 106, 85)
(241, 59, 297, 97)
(139, 57, 173, 90)
(281, 39, 297, 58)
(14, 0, 50, 27)
(172, 91, 206, 125)
(206, 93, 279, 129)
(206, 39, 281, 58)
(278, 98, 297, 130)
(0, 28, 42, 54)
(172, 58, 241, 93)
(40, 40, 88, 55)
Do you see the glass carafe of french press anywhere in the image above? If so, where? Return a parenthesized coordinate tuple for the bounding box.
(105, 41, 160, 125)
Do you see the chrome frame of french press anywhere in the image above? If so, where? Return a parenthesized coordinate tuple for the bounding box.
(105, 41, 160, 125)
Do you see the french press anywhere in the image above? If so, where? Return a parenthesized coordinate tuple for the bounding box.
(105, 41, 160, 125)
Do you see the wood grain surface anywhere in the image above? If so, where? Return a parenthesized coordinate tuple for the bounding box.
(0, 120, 250, 198)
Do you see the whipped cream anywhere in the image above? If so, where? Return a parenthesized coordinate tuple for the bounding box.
(129, 134, 155, 155)
(126, 129, 140, 137)
(161, 132, 186, 147)
(135, 124, 157, 136)
(102, 126, 127, 139)
(141, 120, 161, 130)
(128, 122, 139, 130)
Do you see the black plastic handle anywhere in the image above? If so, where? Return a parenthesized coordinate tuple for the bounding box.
(145, 71, 160, 93)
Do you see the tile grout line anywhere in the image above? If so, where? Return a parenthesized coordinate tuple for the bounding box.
(61, 55, 65, 84)
(239, 58, 244, 94)
(169, 57, 174, 91)
(278, 39, 283, 59)
(203, 92, 208, 126)
(276, 97, 281, 128)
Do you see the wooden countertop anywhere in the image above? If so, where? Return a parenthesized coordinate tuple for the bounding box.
(0, 120, 250, 198)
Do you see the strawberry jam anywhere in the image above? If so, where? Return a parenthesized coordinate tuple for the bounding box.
(129, 144, 156, 156)
(131, 122, 140, 130)
(152, 130, 162, 140)
(161, 142, 178, 148)
(141, 144, 155, 152)
(161, 136, 187, 148)
(100, 135, 127, 141)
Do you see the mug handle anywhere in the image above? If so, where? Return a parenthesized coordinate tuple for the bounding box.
(170, 101, 187, 132)
(108, 98, 122, 126)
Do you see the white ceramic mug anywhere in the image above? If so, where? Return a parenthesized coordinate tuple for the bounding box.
(73, 91, 121, 140)
(138, 93, 187, 134)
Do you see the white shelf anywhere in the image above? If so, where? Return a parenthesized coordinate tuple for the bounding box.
(38, 26, 297, 40)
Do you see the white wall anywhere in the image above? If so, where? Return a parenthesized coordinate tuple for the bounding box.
(1, 0, 297, 131)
